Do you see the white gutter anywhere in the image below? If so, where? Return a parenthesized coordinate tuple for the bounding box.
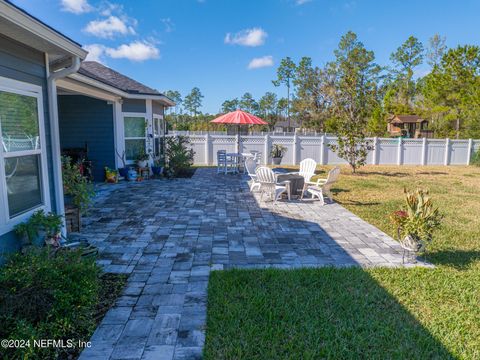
(47, 56, 81, 235)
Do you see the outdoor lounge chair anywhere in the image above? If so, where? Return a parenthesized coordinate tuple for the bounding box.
(255, 166, 290, 202)
(292, 158, 317, 184)
(301, 166, 340, 205)
(245, 158, 261, 191)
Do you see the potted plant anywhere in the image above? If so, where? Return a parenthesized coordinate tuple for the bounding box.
(151, 157, 164, 176)
(62, 156, 95, 215)
(390, 188, 443, 262)
(115, 149, 129, 178)
(136, 150, 150, 168)
(271, 144, 287, 165)
(14, 210, 62, 250)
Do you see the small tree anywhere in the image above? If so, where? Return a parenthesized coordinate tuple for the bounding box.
(183, 87, 204, 117)
(273, 57, 297, 126)
(326, 31, 381, 173)
(164, 136, 195, 177)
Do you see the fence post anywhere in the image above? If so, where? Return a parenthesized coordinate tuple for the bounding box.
(421, 137, 427, 165)
(372, 137, 378, 165)
(320, 135, 325, 165)
(467, 138, 473, 165)
(293, 134, 299, 165)
(444, 138, 450, 165)
(397, 137, 403, 165)
(205, 133, 210, 165)
(264, 134, 270, 165)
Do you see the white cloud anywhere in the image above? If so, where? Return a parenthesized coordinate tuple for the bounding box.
(295, 0, 312, 5)
(61, 0, 92, 14)
(248, 56, 274, 69)
(105, 41, 160, 62)
(224, 27, 267, 47)
(84, 16, 136, 38)
(83, 44, 106, 63)
(161, 18, 175, 33)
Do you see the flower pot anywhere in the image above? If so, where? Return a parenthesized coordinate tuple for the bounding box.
(272, 157, 283, 165)
(64, 194, 74, 206)
(151, 166, 163, 176)
(127, 169, 137, 181)
(32, 230, 46, 247)
(118, 167, 129, 178)
(137, 160, 148, 168)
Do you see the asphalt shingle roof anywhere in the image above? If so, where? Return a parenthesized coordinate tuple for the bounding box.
(78, 61, 162, 96)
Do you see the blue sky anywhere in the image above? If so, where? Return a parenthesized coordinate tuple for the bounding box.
(11, 0, 480, 113)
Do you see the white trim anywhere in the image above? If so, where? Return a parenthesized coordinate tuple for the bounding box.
(56, 78, 121, 102)
(0, 75, 51, 235)
(0, 1, 87, 59)
(113, 101, 124, 169)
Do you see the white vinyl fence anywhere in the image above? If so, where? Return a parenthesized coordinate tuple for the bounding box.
(177, 134, 480, 166)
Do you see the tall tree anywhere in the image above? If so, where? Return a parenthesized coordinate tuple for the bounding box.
(272, 57, 296, 126)
(427, 34, 447, 69)
(390, 36, 424, 107)
(327, 31, 381, 173)
(165, 90, 182, 114)
(183, 87, 203, 117)
(258, 92, 278, 120)
(221, 98, 239, 113)
(422, 45, 480, 138)
(239, 92, 259, 114)
(292, 56, 329, 130)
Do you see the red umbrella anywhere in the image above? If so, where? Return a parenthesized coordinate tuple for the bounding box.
(210, 110, 268, 125)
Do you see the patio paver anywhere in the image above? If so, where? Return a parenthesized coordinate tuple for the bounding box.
(77, 167, 426, 360)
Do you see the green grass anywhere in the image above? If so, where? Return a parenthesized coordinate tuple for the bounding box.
(204, 165, 480, 359)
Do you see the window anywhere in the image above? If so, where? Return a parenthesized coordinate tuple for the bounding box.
(124, 116, 146, 161)
(153, 117, 164, 159)
(0, 77, 50, 234)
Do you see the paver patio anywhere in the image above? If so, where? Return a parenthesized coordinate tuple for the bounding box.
(77, 167, 426, 360)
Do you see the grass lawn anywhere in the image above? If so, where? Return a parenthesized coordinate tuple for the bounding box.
(204, 165, 480, 359)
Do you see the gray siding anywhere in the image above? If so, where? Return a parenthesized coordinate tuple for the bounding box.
(0, 34, 53, 256)
(122, 98, 146, 113)
(58, 95, 115, 181)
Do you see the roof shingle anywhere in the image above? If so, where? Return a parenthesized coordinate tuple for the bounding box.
(78, 61, 162, 96)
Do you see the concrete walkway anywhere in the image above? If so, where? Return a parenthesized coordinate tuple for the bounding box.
(78, 168, 421, 360)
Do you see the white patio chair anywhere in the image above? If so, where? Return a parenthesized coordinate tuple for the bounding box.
(292, 158, 317, 184)
(245, 158, 261, 191)
(250, 150, 262, 164)
(302, 166, 340, 205)
(255, 166, 290, 202)
(217, 150, 236, 174)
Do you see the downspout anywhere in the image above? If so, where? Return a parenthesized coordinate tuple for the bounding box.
(47, 56, 81, 236)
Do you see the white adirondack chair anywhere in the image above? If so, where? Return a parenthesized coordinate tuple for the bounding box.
(293, 158, 317, 183)
(255, 166, 290, 202)
(302, 166, 340, 205)
(245, 158, 261, 191)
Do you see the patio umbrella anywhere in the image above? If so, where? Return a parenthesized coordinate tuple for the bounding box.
(210, 109, 268, 127)
(211, 109, 268, 154)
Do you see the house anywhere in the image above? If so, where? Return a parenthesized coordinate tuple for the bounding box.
(387, 115, 433, 138)
(57, 61, 174, 180)
(0, 1, 174, 256)
(274, 119, 301, 133)
(0, 0, 87, 254)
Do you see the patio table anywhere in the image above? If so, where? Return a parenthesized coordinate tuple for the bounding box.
(276, 172, 305, 197)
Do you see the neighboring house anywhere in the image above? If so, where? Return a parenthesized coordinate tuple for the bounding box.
(57, 61, 174, 180)
(274, 119, 301, 133)
(387, 115, 434, 138)
(0, 1, 174, 256)
(0, 0, 87, 254)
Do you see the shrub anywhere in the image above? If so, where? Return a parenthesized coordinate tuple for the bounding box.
(471, 149, 480, 166)
(165, 135, 195, 177)
(62, 156, 95, 214)
(390, 188, 443, 252)
(270, 144, 287, 158)
(0, 249, 100, 359)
